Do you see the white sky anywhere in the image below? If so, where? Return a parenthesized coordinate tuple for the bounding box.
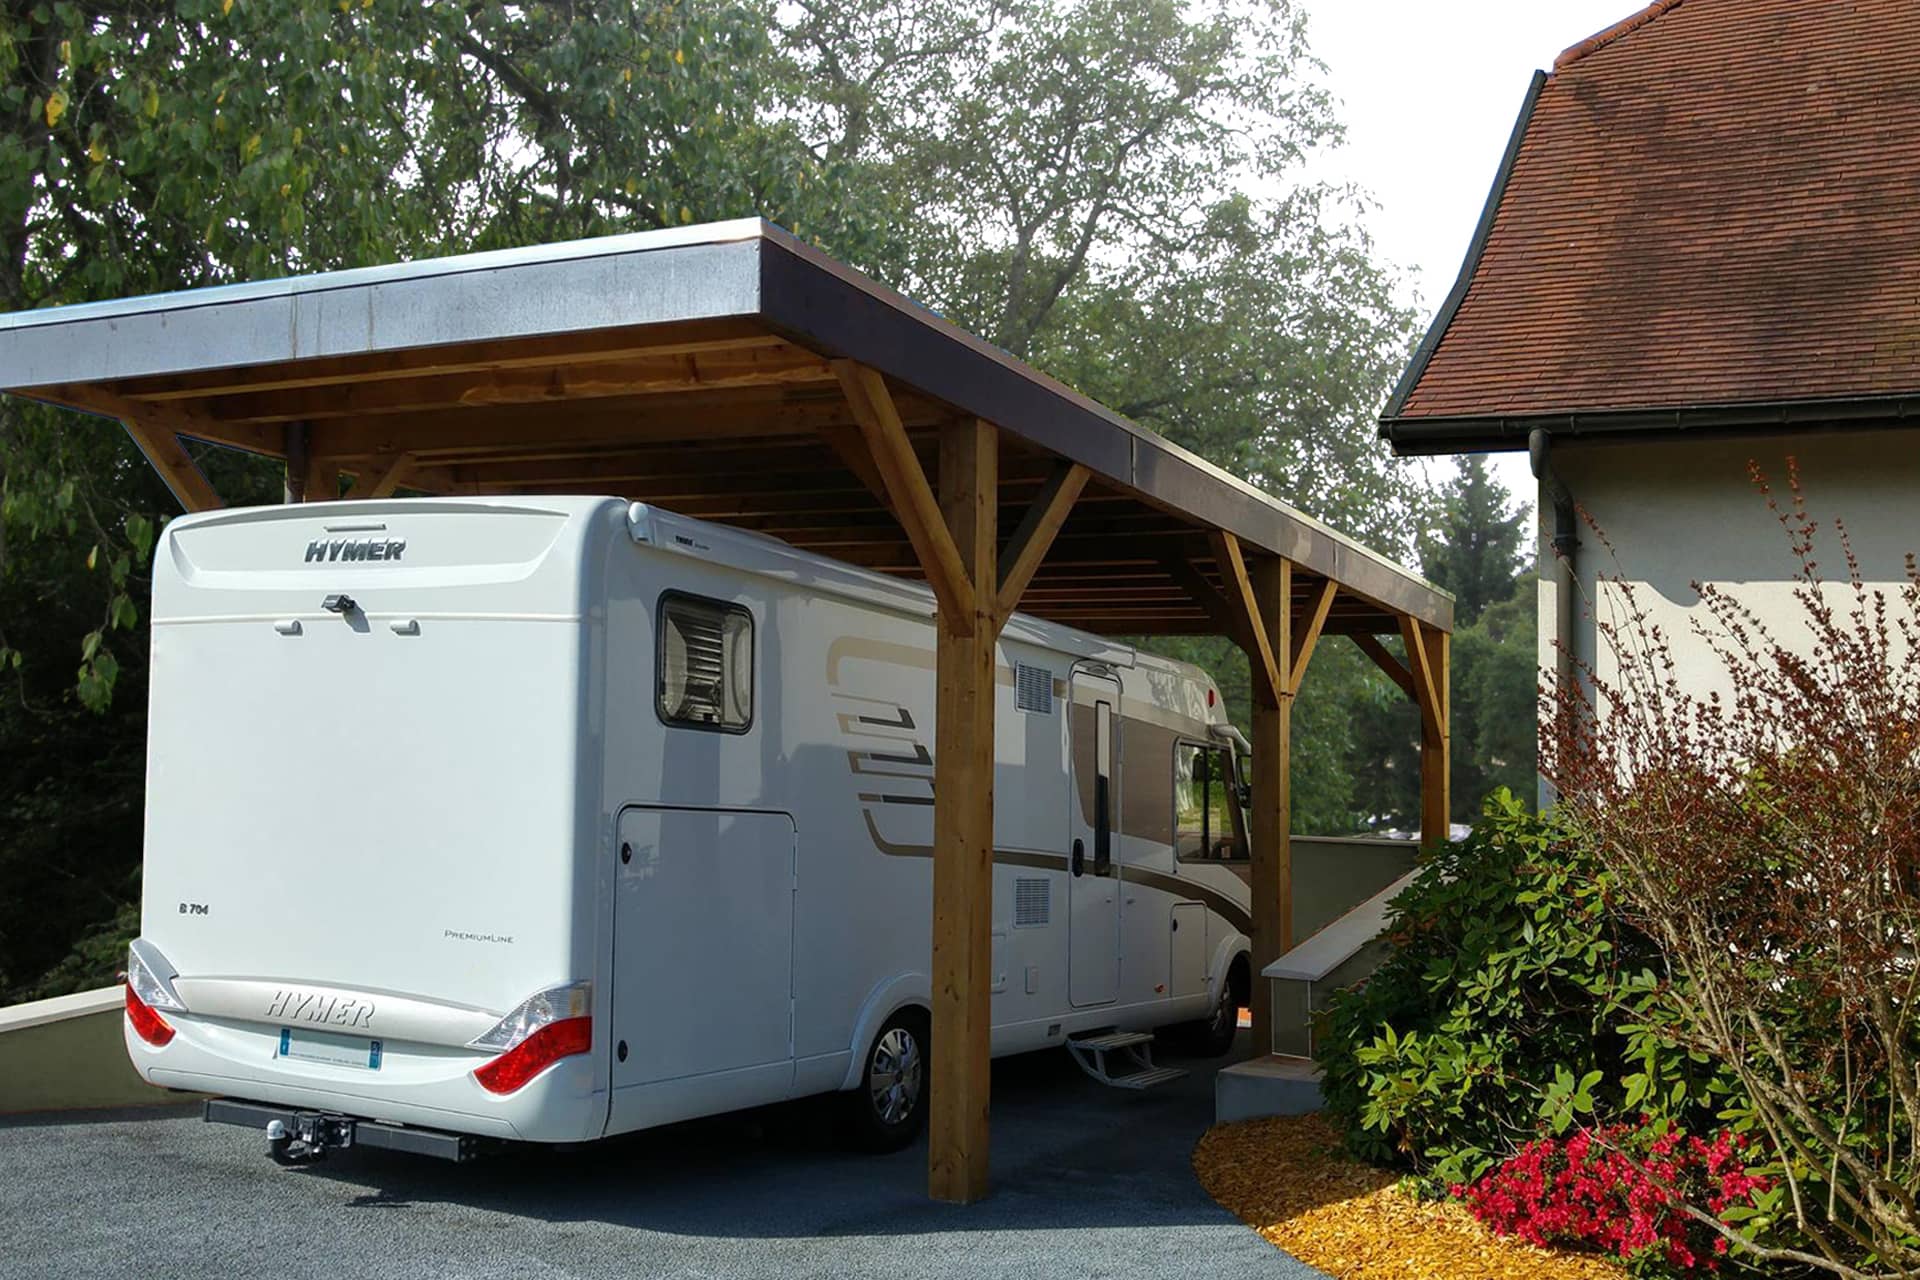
(1296, 0, 1636, 511)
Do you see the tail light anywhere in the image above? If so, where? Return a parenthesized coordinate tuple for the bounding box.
(124, 940, 184, 1047)
(125, 983, 175, 1046)
(470, 980, 592, 1095)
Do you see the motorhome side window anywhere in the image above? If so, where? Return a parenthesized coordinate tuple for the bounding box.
(657, 594, 753, 732)
(1174, 742, 1242, 861)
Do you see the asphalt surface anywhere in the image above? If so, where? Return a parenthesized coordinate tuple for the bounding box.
(2, 1033, 1324, 1280)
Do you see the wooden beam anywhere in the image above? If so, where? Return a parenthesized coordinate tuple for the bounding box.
(928, 417, 997, 1205)
(1287, 578, 1339, 697)
(1159, 554, 1246, 646)
(816, 423, 899, 519)
(119, 419, 223, 513)
(43, 381, 280, 456)
(994, 461, 1088, 625)
(344, 453, 413, 500)
(1247, 556, 1293, 1053)
(1210, 531, 1284, 708)
(193, 344, 837, 424)
(1351, 632, 1417, 700)
(303, 453, 340, 503)
(832, 361, 975, 631)
(120, 326, 781, 403)
(311, 388, 945, 460)
(1399, 615, 1444, 744)
(1419, 624, 1451, 850)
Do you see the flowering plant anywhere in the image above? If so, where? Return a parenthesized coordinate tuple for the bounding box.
(1457, 1120, 1772, 1276)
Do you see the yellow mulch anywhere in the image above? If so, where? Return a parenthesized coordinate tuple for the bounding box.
(1193, 1114, 1625, 1280)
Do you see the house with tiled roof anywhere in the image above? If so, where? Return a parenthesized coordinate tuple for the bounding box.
(1379, 0, 1920, 763)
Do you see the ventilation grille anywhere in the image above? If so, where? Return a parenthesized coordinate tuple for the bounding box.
(1014, 878, 1050, 927)
(1015, 663, 1054, 715)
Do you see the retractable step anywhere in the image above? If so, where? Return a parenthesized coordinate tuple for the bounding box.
(1066, 1029, 1187, 1090)
(1107, 1066, 1187, 1090)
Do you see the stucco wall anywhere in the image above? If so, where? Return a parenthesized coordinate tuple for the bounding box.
(1538, 428, 1920, 723)
(0, 988, 185, 1114)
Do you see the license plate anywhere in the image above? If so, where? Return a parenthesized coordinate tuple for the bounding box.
(278, 1027, 383, 1070)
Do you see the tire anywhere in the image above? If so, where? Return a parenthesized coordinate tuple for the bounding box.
(1175, 970, 1242, 1058)
(839, 1008, 930, 1153)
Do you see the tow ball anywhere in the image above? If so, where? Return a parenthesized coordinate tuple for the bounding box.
(265, 1112, 355, 1166)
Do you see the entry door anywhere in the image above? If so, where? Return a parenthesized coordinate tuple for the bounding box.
(611, 806, 795, 1088)
(1068, 670, 1121, 1007)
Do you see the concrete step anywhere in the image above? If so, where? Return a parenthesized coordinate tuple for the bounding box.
(1214, 1054, 1324, 1123)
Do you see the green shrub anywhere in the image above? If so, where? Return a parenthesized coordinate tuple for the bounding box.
(1318, 789, 1720, 1190)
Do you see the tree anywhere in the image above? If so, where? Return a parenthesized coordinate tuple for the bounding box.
(1451, 574, 1538, 817)
(781, 0, 1431, 557)
(1421, 454, 1527, 627)
(1350, 454, 1536, 827)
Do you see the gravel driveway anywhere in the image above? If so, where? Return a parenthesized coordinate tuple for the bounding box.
(1, 1035, 1324, 1280)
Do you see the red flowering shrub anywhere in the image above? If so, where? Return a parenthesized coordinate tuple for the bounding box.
(1455, 1121, 1770, 1275)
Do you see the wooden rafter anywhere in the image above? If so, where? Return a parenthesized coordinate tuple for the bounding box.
(1210, 530, 1285, 707)
(832, 361, 975, 629)
(1287, 578, 1339, 697)
(994, 461, 1088, 625)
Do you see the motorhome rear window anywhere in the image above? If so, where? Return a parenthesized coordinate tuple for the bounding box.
(656, 593, 753, 733)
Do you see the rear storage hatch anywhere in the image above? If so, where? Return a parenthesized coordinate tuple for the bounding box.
(132, 498, 612, 1138)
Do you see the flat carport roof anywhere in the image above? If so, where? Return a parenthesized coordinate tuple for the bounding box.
(0, 218, 1452, 1205)
(0, 219, 1446, 637)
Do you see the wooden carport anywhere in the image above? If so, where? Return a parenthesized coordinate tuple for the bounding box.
(0, 219, 1452, 1203)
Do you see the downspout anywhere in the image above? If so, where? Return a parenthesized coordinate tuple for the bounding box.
(1528, 429, 1577, 806)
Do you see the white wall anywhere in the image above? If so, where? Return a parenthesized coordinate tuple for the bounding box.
(1537, 427, 1920, 728)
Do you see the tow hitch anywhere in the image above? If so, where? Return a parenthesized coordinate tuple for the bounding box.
(204, 1098, 496, 1163)
(265, 1112, 354, 1165)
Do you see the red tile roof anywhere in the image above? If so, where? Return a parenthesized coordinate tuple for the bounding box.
(1386, 0, 1920, 428)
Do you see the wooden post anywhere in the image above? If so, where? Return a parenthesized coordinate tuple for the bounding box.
(1247, 556, 1292, 1051)
(929, 418, 997, 1204)
(283, 423, 310, 504)
(1207, 532, 1293, 1051)
(832, 363, 1084, 1203)
(1419, 624, 1451, 850)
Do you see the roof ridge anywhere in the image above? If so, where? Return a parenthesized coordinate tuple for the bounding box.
(1554, 0, 1687, 70)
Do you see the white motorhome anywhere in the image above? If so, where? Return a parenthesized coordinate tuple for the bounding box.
(123, 496, 1255, 1161)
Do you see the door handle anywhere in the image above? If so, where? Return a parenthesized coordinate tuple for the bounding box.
(1071, 838, 1085, 877)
